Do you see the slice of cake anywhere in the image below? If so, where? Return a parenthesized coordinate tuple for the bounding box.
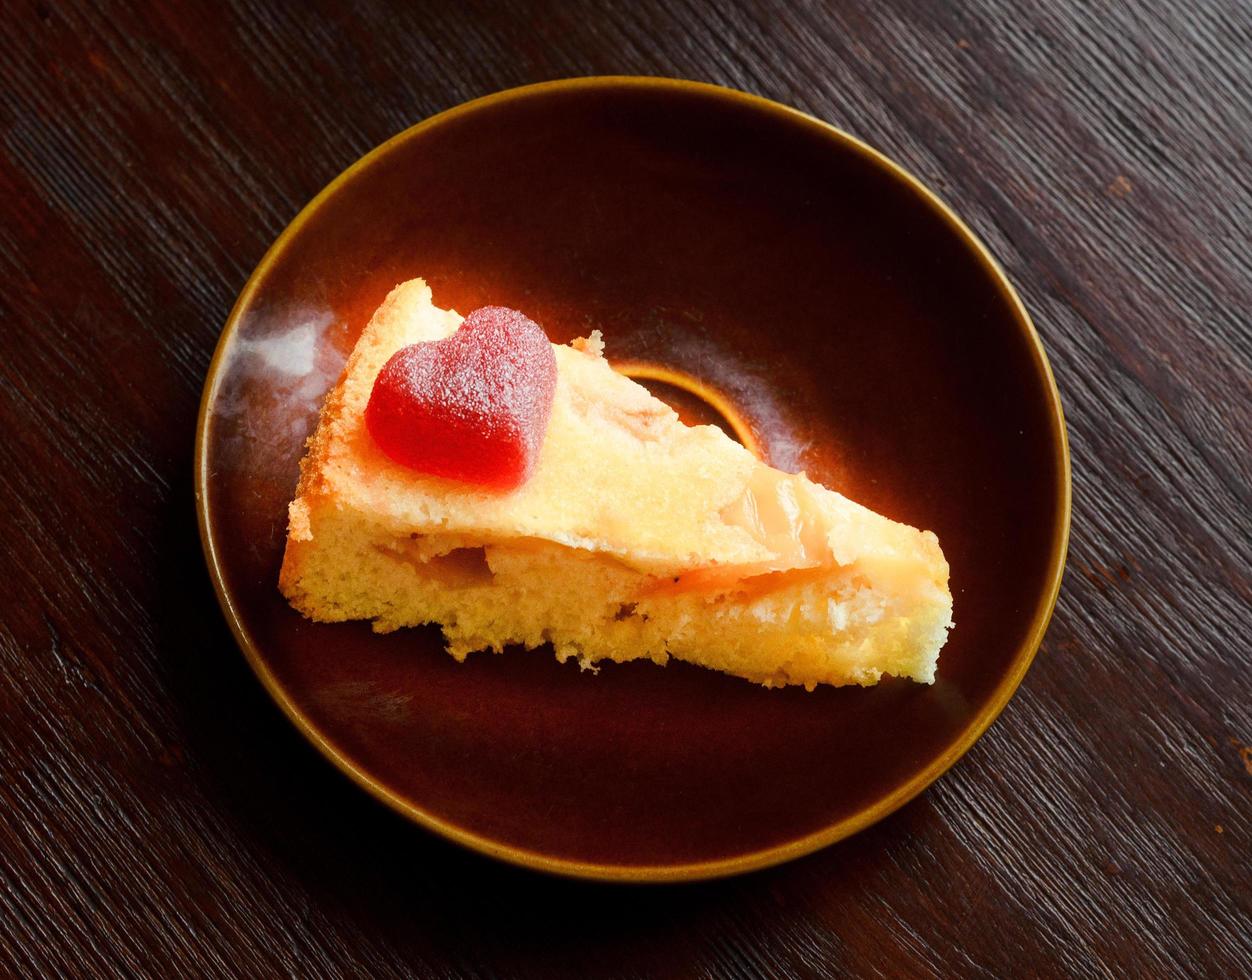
(279, 279, 953, 688)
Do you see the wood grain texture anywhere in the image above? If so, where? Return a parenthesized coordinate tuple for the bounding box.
(0, 0, 1248, 976)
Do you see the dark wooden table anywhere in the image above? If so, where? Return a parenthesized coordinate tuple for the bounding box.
(2, 1, 1249, 976)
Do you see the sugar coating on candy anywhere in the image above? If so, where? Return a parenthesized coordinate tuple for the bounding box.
(365, 306, 558, 489)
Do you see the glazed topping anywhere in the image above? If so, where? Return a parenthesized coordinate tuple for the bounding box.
(365, 306, 558, 489)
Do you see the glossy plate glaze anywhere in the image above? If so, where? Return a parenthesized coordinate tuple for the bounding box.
(196, 77, 1070, 882)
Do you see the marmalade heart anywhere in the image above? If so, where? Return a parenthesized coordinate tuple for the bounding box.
(364, 306, 558, 489)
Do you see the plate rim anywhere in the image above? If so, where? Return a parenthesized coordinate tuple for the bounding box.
(194, 75, 1072, 883)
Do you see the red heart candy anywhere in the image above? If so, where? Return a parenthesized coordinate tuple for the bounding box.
(365, 306, 558, 489)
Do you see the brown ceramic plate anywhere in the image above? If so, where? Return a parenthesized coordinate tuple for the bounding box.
(196, 77, 1069, 882)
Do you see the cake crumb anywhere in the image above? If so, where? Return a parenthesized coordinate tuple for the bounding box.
(288, 498, 313, 541)
(571, 330, 605, 358)
(1107, 174, 1133, 198)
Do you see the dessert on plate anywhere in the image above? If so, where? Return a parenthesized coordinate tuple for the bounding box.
(279, 279, 952, 689)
